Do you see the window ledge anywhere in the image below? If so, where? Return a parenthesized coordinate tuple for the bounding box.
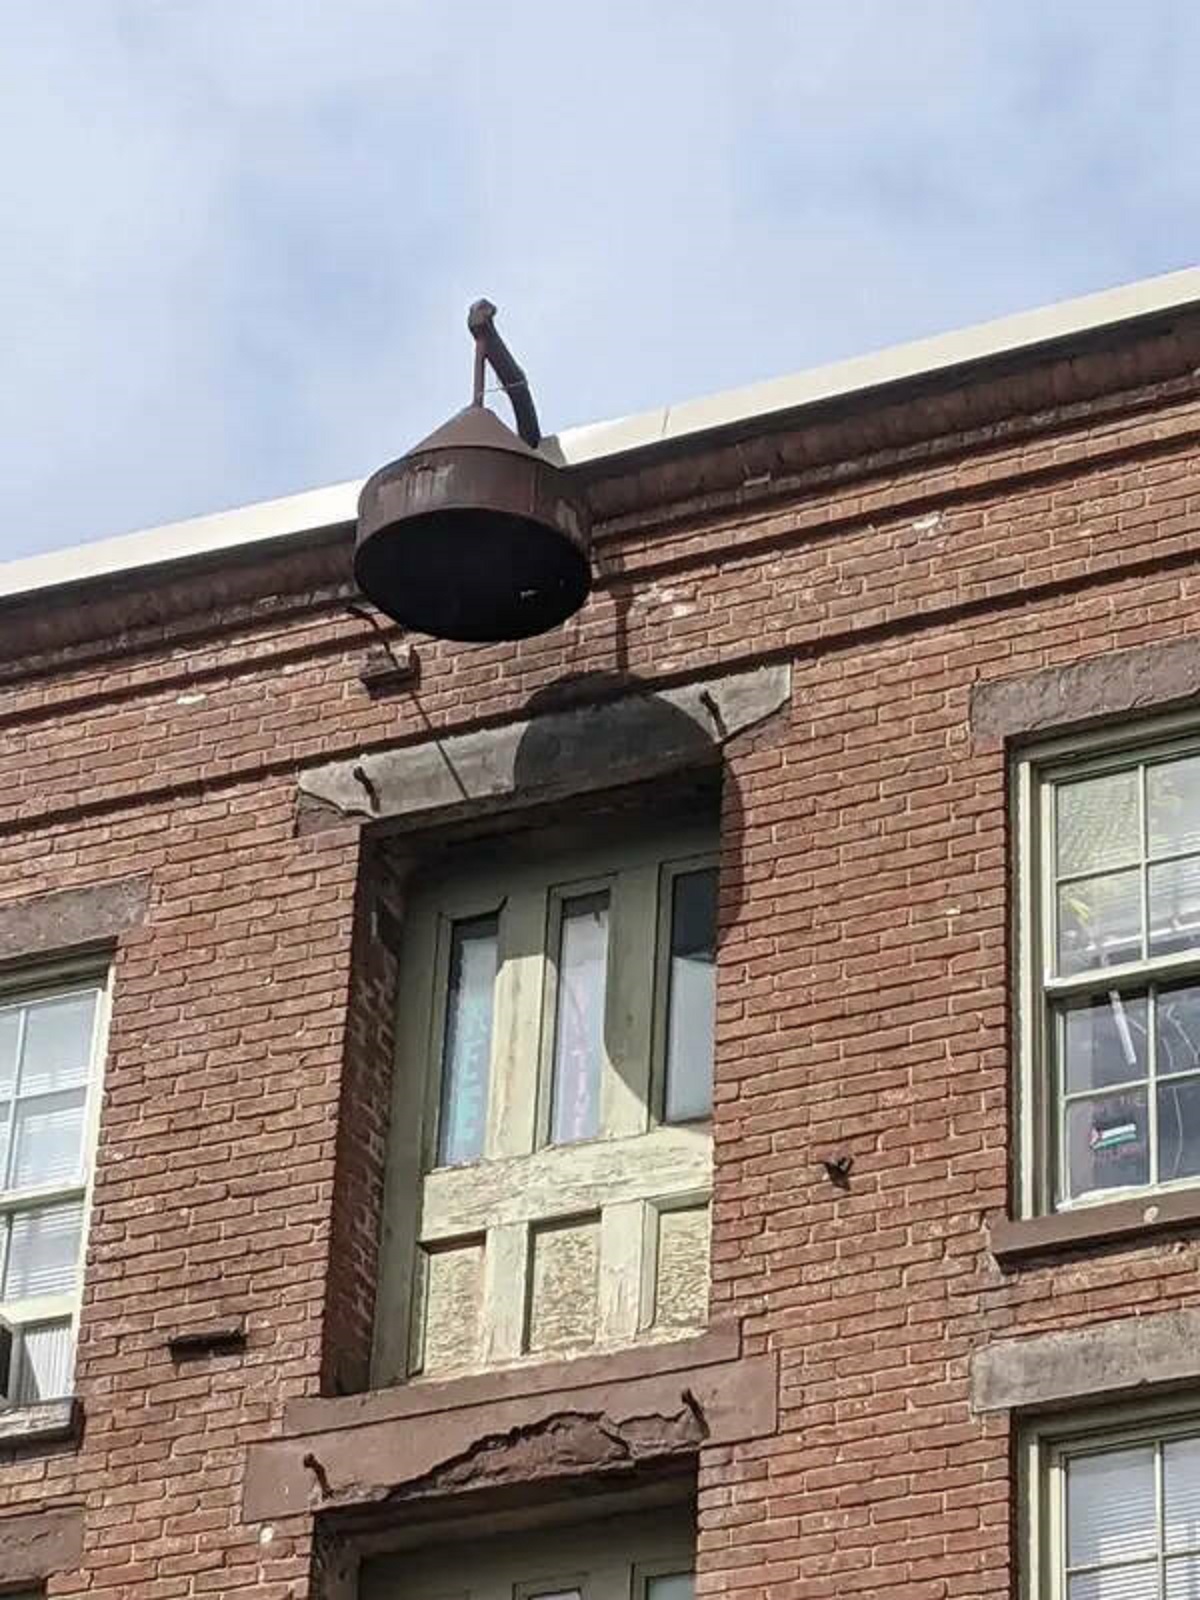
(989, 1189, 1200, 1264)
(0, 1397, 79, 1450)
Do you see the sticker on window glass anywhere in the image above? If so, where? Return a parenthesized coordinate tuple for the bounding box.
(550, 892, 609, 1145)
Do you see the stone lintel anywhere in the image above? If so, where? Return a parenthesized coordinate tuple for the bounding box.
(297, 665, 791, 831)
(0, 876, 150, 967)
(972, 1307, 1200, 1413)
(243, 1349, 777, 1522)
(971, 636, 1200, 745)
(0, 1501, 84, 1586)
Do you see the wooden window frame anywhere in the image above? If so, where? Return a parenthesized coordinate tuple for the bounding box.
(0, 957, 111, 1404)
(1016, 714, 1200, 1217)
(374, 820, 717, 1387)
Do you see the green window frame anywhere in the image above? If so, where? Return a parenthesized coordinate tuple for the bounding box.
(1023, 1400, 1200, 1600)
(1017, 719, 1200, 1215)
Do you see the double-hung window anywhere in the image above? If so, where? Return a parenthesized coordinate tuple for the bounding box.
(1028, 1408, 1200, 1600)
(0, 971, 108, 1403)
(1019, 730, 1200, 1212)
(375, 817, 718, 1385)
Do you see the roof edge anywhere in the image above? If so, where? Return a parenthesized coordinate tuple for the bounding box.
(4, 265, 1199, 606)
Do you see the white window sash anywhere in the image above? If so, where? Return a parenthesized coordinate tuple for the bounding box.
(0, 962, 111, 1401)
(1018, 722, 1200, 1215)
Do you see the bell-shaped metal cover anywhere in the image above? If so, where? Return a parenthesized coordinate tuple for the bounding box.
(354, 405, 592, 643)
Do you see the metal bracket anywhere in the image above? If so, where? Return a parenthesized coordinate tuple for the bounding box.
(468, 299, 541, 447)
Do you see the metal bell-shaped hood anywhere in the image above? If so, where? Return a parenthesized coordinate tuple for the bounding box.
(354, 303, 592, 643)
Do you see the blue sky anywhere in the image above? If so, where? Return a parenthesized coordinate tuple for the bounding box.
(3, 3, 1198, 559)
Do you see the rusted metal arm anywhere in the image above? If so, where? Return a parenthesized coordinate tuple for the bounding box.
(468, 298, 541, 447)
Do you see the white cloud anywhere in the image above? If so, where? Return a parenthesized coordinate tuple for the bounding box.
(2, 1, 1198, 557)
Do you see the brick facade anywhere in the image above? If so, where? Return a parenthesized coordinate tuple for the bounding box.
(2, 297, 1200, 1595)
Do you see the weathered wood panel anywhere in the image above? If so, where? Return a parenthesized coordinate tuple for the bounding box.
(526, 1215, 599, 1355)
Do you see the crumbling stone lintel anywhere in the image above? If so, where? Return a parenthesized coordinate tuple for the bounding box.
(243, 1351, 777, 1522)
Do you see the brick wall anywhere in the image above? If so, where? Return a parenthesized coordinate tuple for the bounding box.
(0, 320, 1198, 1594)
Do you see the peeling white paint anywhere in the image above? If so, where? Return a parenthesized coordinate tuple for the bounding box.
(910, 512, 943, 533)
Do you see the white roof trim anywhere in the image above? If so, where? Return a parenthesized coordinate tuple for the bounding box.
(4, 265, 1199, 605)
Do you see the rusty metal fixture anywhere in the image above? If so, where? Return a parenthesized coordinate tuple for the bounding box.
(354, 300, 592, 643)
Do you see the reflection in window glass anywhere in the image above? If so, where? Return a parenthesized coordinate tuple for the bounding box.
(664, 869, 717, 1123)
(1057, 770, 1140, 878)
(1149, 756, 1200, 858)
(437, 917, 499, 1166)
(1056, 981, 1200, 1203)
(550, 892, 609, 1145)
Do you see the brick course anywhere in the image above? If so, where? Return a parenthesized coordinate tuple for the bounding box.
(1, 315, 1200, 1594)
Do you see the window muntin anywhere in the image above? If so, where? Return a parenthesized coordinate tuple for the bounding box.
(0, 975, 107, 1403)
(1025, 737, 1200, 1210)
(377, 822, 717, 1386)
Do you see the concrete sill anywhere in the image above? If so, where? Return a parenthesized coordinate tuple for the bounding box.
(0, 1398, 79, 1450)
(989, 1189, 1200, 1265)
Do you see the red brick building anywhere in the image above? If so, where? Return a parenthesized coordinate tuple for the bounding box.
(2, 269, 1200, 1598)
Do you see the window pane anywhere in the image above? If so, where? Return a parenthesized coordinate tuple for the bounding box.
(1070, 1566, 1159, 1600)
(1062, 991, 1148, 1095)
(1168, 1558, 1200, 1600)
(1058, 871, 1143, 975)
(1068, 1446, 1157, 1565)
(550, 892, 609, 1145)
(1150, 857, 1200, 960)
(0, 1008, 19, 1100)
(10, 1088, 87, 1190)
(1057, 771, 1141, 877)
(437, 916, 499, 1167)
(19, 990, 97, 1094)
(1149, 755, 1200, 858)
(647, 1579, 694, 1600)
(3, 1200, 84, 1299)
(1158, 1080, 1200, 1185)
(1064, 1092, 1150, 1201)
(1159, 982, 1200, 1079)
(1166, 1437, 1200, 1552)
(665, 869, 717, 1123)
(12, 1318, 75, 1403)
